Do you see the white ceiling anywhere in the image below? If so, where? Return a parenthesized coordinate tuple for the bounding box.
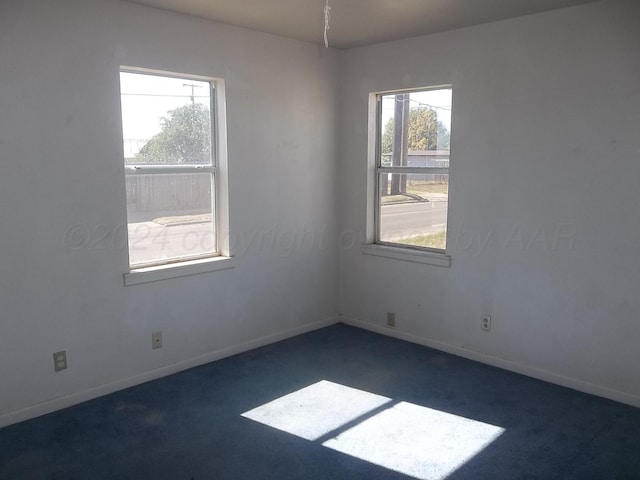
(127, 0, 599, 49)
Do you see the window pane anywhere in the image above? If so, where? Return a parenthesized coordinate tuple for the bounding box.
(377, 87, 451, 251)
(120, 72, 212, 165)
(379, 173, 449, 250)
(125, 173, 215, 266)
(379, 89, 451, 168)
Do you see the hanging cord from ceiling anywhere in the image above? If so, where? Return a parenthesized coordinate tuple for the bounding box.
(324, 0, 331, 48)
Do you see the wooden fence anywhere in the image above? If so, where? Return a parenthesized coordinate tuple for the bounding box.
(126, 174, 211, 215)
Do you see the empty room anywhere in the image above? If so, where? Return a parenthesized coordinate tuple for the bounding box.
(1, 0, 640, 478)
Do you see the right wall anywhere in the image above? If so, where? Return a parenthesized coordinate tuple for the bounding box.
(339, 0, 640, 406)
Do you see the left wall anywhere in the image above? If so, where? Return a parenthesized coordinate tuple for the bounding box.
(0, 0, 341, 426)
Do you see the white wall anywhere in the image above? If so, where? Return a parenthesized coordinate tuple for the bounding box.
(2, 0, 639, 428)
(0, 0, 340, 425)
(339, 0, 640, 405)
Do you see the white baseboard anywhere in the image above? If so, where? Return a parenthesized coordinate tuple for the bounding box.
(339, 315, 640, 409)
(0, 316, 339, 429)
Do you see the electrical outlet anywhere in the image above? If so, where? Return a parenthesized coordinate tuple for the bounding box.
(386, 312, 396, 328)
(53, 351, 67, 372)
(152, 331, 162, 349)
(481, 314, 491, 332)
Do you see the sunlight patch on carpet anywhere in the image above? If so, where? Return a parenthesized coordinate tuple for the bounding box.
(322, 400, 505, 480)
(242, 380, 505, 479)
(241, 380, 391, 441)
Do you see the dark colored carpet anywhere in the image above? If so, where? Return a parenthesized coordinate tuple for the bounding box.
(1, 324, 640, 479)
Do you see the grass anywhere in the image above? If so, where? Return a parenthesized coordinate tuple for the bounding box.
(381, 182, 449, 204)
(406, 182, 448, 195)
(381, 194, 424, 205)
(398, 231, 447, 250)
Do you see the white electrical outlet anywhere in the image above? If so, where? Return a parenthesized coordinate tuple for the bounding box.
(53, 351, 67, 372)
(387, 312, 396, 328)
(152, 331, 162, 349)
(481, 314, 491, 332)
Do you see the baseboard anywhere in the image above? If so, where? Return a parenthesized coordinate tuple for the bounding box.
(339, 314, 640, 409)
(0, 316, 340, 429)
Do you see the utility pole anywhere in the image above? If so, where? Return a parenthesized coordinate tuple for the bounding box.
(391, 93, 410, 195)
(182, 83, 202, 105)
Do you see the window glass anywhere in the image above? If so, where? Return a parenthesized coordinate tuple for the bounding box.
(376, 88, 452, 252)
(119, 70, 218, 268)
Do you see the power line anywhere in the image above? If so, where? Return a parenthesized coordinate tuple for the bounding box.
(183, 83, 204, 105)
(121, 93, 210, 99)
(408, 98, 451, 111)
(386, 97, 451, 112)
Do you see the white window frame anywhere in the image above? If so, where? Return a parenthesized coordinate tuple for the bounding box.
(120, 67, 232, 285)
(364, 86, 452, 268)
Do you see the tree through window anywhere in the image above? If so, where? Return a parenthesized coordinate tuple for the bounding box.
(376, 87, 452, 251)
(119, 70, 223, 268)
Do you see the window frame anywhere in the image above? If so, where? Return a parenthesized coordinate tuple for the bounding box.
(119, 67, 231, 283)
(372, 86, 453, 256)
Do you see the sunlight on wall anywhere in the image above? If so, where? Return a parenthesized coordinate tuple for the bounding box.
(242, 380, 505, 480)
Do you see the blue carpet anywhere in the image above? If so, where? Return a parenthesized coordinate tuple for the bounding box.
(1, 324, 640, 479)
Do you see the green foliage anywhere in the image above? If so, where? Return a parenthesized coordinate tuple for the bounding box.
(399, 230, 447, 250)
(135, 104, 211, 164)
(381, 106, 450, 155)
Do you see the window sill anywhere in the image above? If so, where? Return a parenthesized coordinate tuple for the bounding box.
(124, 256, 235, 286)
(361, 244, 451, 268)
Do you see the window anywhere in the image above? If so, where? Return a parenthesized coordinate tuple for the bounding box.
(375, 87, 452, 252)
(119, 69, 228, 271)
